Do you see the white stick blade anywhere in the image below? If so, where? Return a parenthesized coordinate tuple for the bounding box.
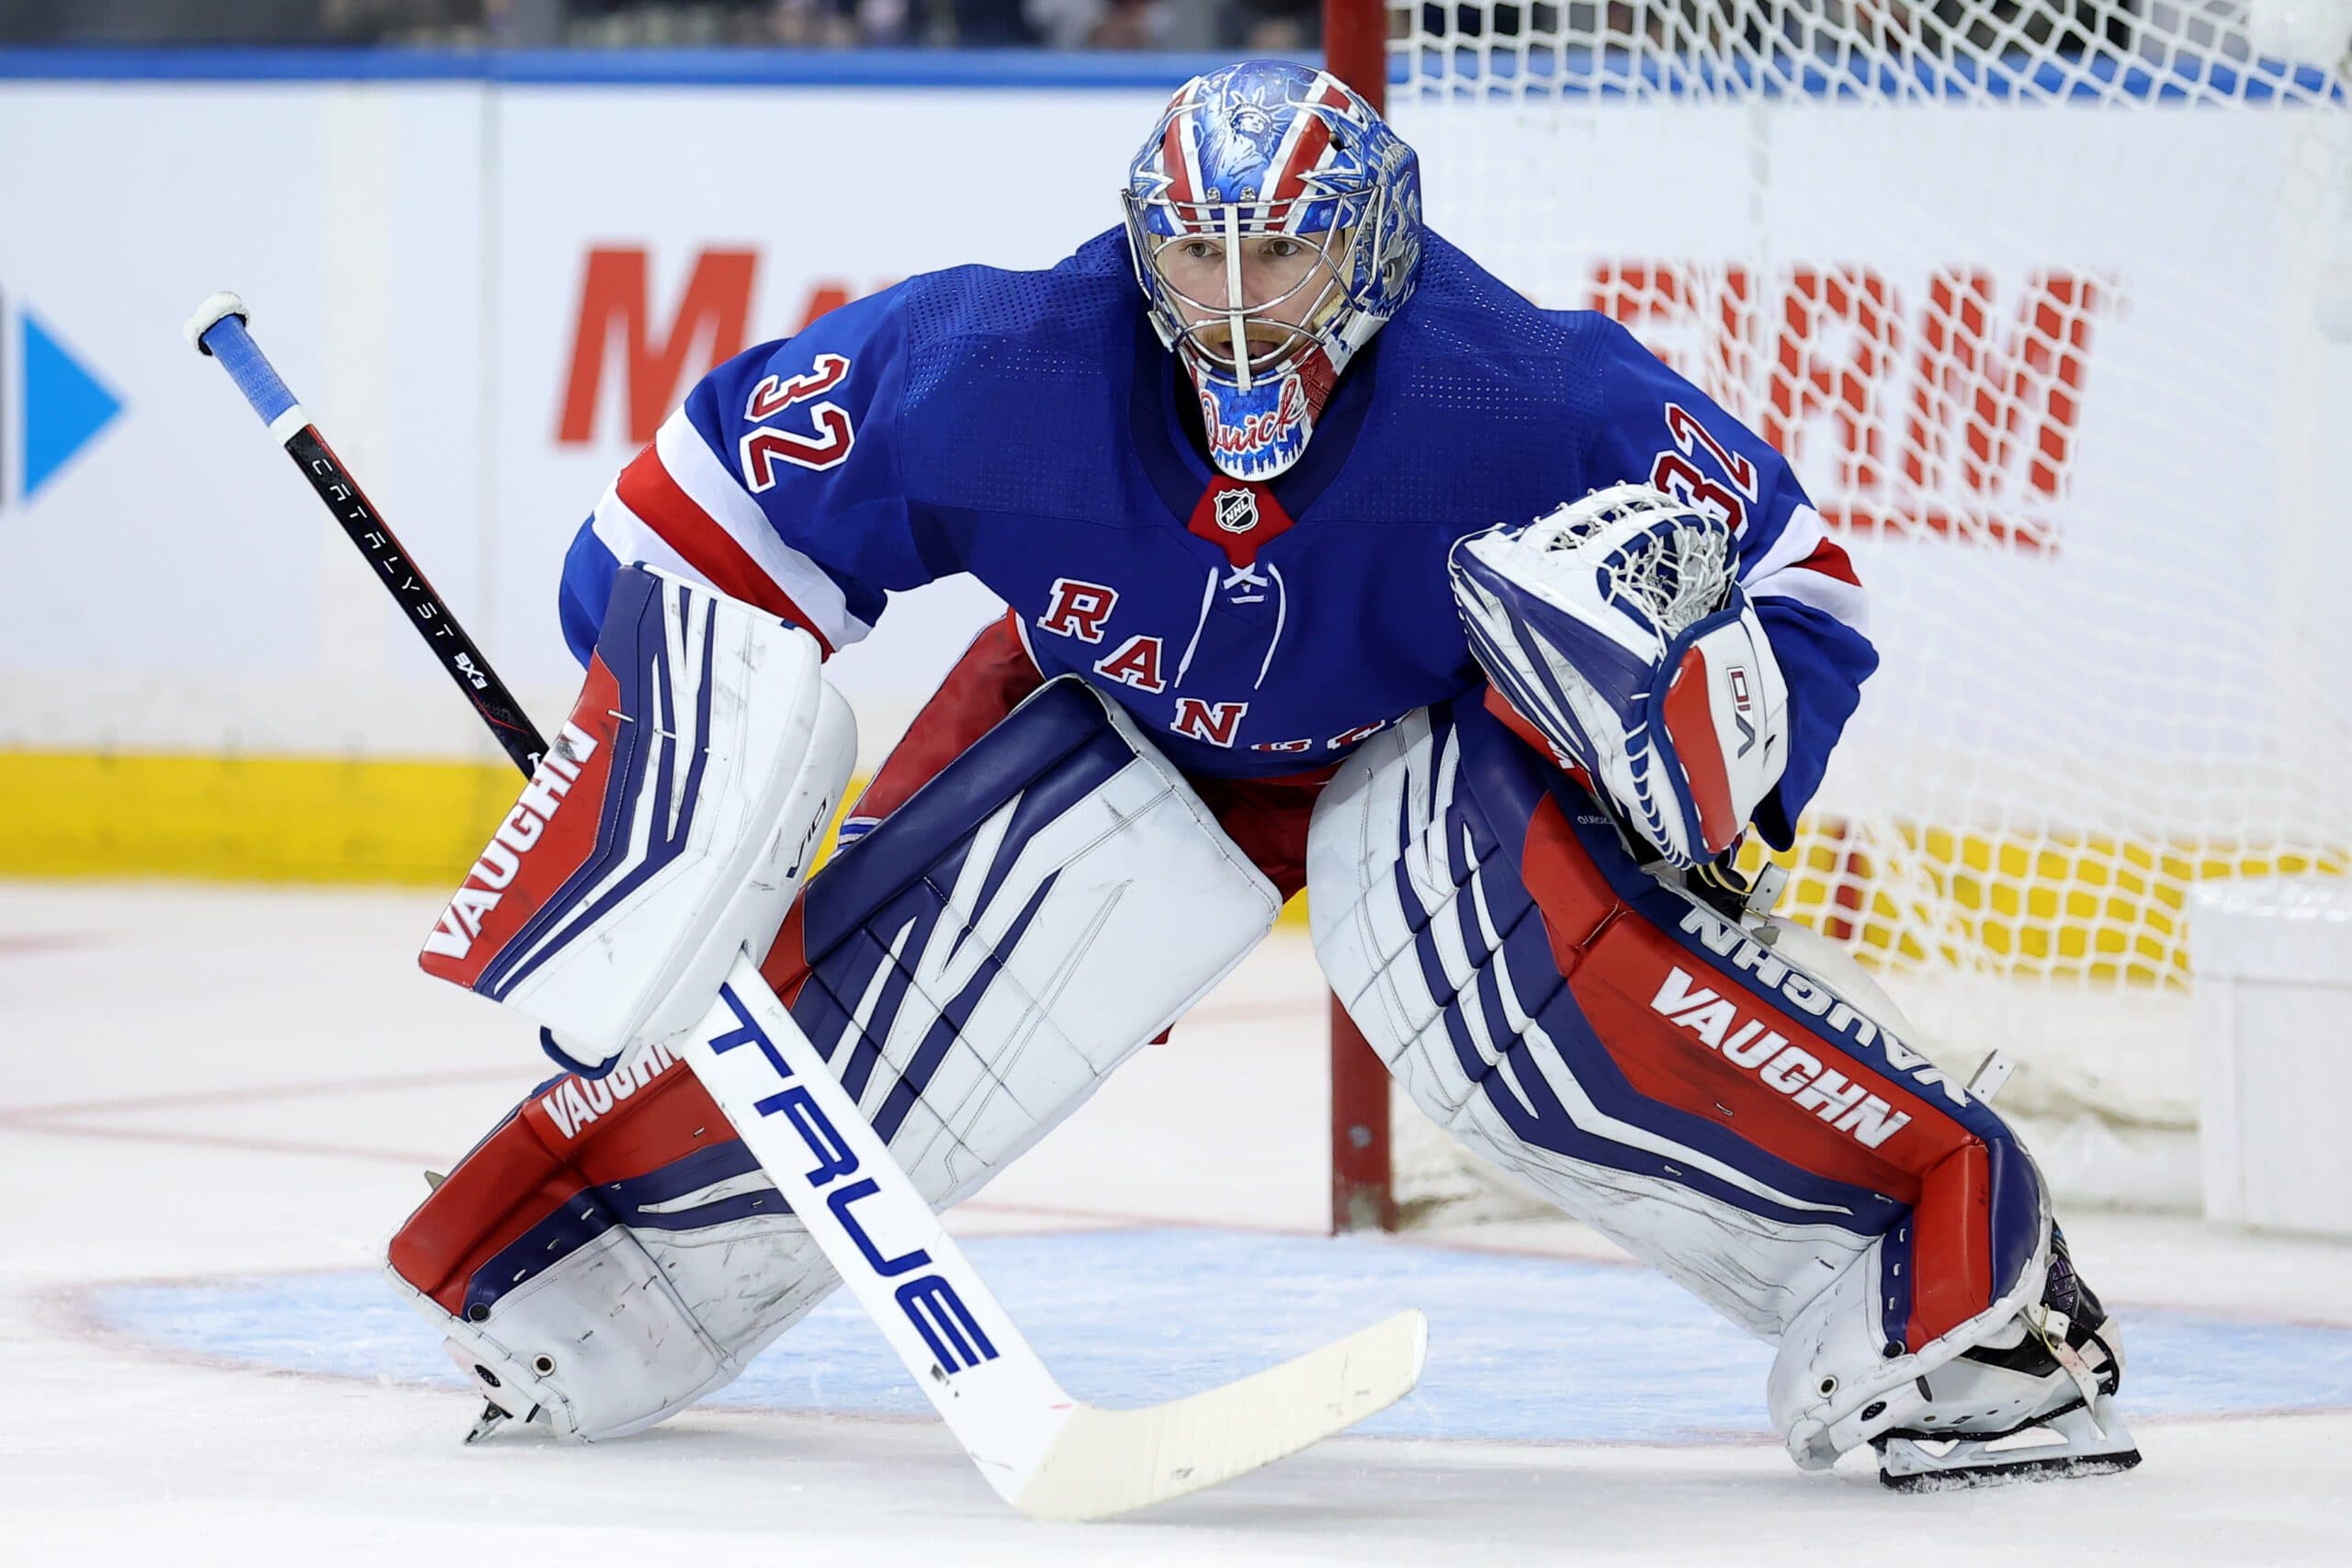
(1010, 1307, 1429, 1522)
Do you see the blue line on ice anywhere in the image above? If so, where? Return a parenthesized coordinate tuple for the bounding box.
(84, 1228, 2352, 1444)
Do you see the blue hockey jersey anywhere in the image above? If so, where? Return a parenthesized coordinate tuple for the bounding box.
(560, 230, 1876, 849)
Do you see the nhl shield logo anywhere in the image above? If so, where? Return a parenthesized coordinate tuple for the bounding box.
(1214, 488, 1259, 533)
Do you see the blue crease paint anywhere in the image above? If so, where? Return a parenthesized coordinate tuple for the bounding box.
(84, 1227, 2352, 1445)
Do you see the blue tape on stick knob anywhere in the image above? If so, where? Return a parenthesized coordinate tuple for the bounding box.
(200, 313, 300, 428)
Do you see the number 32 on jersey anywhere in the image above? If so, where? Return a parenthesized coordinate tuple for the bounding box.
(740, 354, 856, 490)
(1647, 400, 1758, 533)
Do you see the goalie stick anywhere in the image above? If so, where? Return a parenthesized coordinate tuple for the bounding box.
(178, 297, 546, 776)
(183, 291, 1427, 1521)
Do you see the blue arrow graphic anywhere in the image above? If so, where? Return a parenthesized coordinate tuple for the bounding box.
(20, 308, 124, 501)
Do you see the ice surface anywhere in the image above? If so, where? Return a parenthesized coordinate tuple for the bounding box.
(4, 881, 2349, 1564)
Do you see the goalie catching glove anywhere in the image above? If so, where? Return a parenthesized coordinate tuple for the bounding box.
(1450, 483, 1789, 869)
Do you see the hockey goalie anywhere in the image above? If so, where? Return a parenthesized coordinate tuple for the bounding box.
(388, 59, 2136, 1491)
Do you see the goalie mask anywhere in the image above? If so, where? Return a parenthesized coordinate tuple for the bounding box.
(1124, 59, 1423, 481)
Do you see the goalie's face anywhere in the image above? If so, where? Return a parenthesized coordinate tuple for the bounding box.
(1149, 229, 1348, 378)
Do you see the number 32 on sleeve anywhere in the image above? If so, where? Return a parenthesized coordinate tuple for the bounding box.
(1647, 400, 1758, 533)
(740, 354, 855, 489)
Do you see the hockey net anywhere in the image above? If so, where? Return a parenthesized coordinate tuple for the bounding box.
(1323, 0, 2352, 1225)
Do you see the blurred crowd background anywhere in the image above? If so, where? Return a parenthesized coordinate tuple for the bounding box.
(0, 0, 1324, 51)
(0, 2, 2174, 56)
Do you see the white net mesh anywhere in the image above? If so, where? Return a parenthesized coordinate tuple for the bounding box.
(1377, 0, 2352, 1213)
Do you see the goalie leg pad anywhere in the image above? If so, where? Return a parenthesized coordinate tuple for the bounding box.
(390, 676, 1280, 1439)
(385, 1049, 821, 1440)
(1306, 697, 2061, 1468)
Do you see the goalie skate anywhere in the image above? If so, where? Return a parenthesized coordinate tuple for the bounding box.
(1874, 1230, 2141, 1492)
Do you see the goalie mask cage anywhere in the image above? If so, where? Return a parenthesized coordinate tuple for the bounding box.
(1319, 0, 2352, 1231)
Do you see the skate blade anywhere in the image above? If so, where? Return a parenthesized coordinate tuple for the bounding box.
(461, 1399, 511, 1445)
(1880, 1446, 2141, 1492)
(1880, 1393, 2139, 1492)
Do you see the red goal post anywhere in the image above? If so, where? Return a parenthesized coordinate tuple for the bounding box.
(1325, 0, 1391, 117)
(1329, 997, 1395, 1234)
(1324, 0, 1397, 1235)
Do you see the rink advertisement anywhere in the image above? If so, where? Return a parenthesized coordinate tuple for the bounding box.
(0, 56, 2344, 926)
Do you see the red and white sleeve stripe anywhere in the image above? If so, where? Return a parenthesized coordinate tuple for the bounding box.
(588, 408, 875, 656)
(1740, 502, 1869, 636)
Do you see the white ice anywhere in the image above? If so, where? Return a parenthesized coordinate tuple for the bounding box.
(3, 880, 2348, 1565)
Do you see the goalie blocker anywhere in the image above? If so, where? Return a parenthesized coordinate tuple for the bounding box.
(416, 564, 854, 1079)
